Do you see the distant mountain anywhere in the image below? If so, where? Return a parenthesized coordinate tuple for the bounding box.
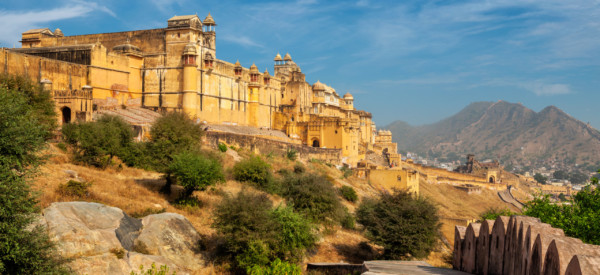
(385, 101, 600, 170)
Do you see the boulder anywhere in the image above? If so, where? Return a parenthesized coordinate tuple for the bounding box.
(41, 202, 204, 274)
(135, 213, 203, 271)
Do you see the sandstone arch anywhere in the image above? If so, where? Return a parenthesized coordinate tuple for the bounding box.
(565, 255, 600, 275)
(477, 220, 495, 275)
(454, 225, 467, 271)
(543, 237, 591, 275)
(462, 223, 482, 273)
(489, 216, 510, 275)
(519, 223, 560, 275)
(529, 233, 563, 275)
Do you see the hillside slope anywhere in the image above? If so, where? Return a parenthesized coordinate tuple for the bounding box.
(385, 101, 600, 169)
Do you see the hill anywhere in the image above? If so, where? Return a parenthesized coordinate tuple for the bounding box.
(385, 101, 600, 171)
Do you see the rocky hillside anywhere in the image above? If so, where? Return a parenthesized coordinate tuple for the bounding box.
(385, 101, 600, 169)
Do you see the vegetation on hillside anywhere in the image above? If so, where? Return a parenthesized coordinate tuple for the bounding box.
(523, 170, 600, 245)
(357, 189, 440, 259)
(0, 74, 69, 274)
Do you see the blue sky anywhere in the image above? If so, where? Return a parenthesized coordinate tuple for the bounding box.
(1, 0, 599, 129)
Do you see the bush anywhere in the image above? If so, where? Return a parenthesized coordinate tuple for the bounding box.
(62, 114, 134, 168)
(478, 207, 516, 222)
(213, 191, 316, 271)
(281, 173, 347, 224)
(232, 156, 275, 193)
(57, 180, 91, 197)
(293, 163, 305, 174)
(286, 148, 298, 161)
(218, 143, 228, 152)
(356, 190, 440, 259)
(167, 152, 224, 198)
(0, 74, 68, 274)
(247, 258, 302, 275)
(130, 263, 175, 275)
(340, 166, 353, 178)
(340, 186, 358, 202)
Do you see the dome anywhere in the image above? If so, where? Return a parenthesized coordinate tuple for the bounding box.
(312, 80, 326, 91)
(203, 12, 216, 25)
(343, 93, 354, 100)
(263, 69, 270, 77)
(274, 53, 282, 61)
(112, 42, 141, 55)
(234, 60, 241, 68)
(249, 63, 259, 73)
(54, 28, 64, 37)
(283, 52, 292, 61)
(183, 43, 197, 55)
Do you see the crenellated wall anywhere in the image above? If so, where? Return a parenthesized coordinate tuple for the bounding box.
(453, 215, 600, 275)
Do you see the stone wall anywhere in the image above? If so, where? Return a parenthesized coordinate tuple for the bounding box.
(203, 131, 341, 165)
(453, 215, 600, 275)
(403, 162, 512, 190)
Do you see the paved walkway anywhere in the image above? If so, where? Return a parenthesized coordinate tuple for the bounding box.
(498, 186, 524, 210)
(363, 261, 471, 275)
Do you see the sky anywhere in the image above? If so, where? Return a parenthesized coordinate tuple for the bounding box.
(1, 0, 599, 129)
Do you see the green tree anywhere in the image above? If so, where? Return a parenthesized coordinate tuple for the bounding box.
(356, 190, 440, 259)
(523, 170, 600, 245)
(0, 74, 68, 274)
(145, 112, 204, 171)
(553, 170, 569, 180)
(166, 152, 224, 198)
(62, 114, 134, 168)
(569, 171, 588, 185)
(534, 173, 547, 185)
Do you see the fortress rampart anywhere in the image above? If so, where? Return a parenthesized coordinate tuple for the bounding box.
(453, 215, 600, 275)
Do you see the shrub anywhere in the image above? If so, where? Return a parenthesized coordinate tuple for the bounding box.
(340, 166, 353, 178)
(341, 212, 356, 230)
(167, 152, 224, 198)
(218, 143, 228, 152)
(478, 207, 516, 222)
(57, 180, 91, 198)
(340, 186, 358, 202)
(247, 258, 302, 275)
(130, 263, 175, 275)
(62, 114, 134, 168)
(213, 191, 316, 271)
(110, 248, 125, 259)
(281, 173, 347, 224)
(232, 156, 275, 193)
(286, 148, 298, 161)
(293, 163, 305, 174)
(356, 189, 440, 259)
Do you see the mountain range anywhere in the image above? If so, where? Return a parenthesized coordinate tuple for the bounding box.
(384, 101, 600, 171)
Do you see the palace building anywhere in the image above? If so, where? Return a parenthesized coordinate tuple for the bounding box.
(7, 13, 399, 167)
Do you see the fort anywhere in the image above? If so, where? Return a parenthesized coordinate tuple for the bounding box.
(2, 13, 399, 168)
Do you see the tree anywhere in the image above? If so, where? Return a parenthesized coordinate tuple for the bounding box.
(166, 152, 224, 198)
(0, 74, 68, 274)
(553, 170, 569, 180)
(232, 156, 275, 193)
(523, 169, 600, 245)
(569, 171, 588, 185)
(145, 112, 204, 171)
(534, 173, 547, 185)
(356, 190, 440, 259)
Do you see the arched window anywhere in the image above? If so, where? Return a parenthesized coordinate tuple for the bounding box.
(61, 107, 71, 124)
(312, 139, 320, 148)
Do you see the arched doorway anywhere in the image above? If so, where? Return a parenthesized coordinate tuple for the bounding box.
(489, 176, 496, 183)
(61, 107, 71, 124)
(312, 139, 320, 148)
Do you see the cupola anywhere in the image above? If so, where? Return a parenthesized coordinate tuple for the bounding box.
(182, 43, 197, 65)
(274, 53, 283, 65)
(204, 52, 214, 70)
(249, 63, 260, 85)
(283, 52, 292, 63)
(234, 60, 242, 76)
(203, 13, 216, 32)
(263, 69, 271, 85)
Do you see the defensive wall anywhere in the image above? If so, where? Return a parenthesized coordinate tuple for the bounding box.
(453, 215, 600, 275)
(403, 162, 514, 191)
(203, 131, 341, 165)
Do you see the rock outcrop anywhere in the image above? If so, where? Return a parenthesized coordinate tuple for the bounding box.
(40, 202, 204, 274)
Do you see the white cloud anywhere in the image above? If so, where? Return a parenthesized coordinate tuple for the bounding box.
(0, 1, 114, 47)
(221, 34, 265, 49)
(525, 82, 572, 96)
